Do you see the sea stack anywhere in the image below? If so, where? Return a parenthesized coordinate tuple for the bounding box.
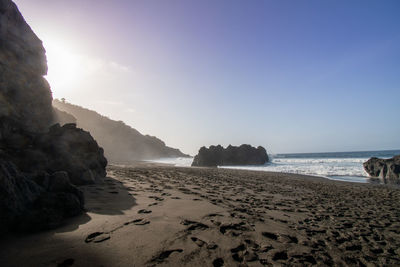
(192, 144, 269, 167)
(363, 155, 400, 184)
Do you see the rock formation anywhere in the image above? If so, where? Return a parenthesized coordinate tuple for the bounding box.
(53, 100, 189, 162)
(192, 144, 269, 167)
(5, 123, 108, 185)
(363, 155, 400, 184)
(0, 0, 107, 233)
(0, 0, 53, 132)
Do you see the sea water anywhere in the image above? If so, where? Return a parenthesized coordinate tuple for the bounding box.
(150, 150, 400, 183)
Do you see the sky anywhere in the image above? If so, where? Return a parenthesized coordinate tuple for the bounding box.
(14, 0, 400, 155)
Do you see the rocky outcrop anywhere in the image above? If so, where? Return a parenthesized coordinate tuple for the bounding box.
(53, 99, 189, 162)
(0, 120, 107, 232)
(0, 0, 53, 132)
(0, 160, 42, 232)
(24, 171, 85, 231)
(0, 0, 107, 233)
(6, 123, 107, 185)
(0, 161, 85, 232)
(192, 144, 269, 167)
(363, 155, 400, 184)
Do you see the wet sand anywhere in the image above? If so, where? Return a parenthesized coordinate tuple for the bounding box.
(1, 164, 400, 266)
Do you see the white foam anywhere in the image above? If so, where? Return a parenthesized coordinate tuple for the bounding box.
(220, 157, 369, 178)
(148, 156, 370, 183)
(146, 157, 193, 167)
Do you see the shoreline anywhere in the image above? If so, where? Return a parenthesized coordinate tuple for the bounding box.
(144, 161, 375, 185)
(1, 164, 399, 266)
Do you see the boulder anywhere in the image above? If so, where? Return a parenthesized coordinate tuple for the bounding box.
(3, 123, 107, 186)
(34, 123, 108, 185)
(363, 155, 400, 184)
(192, 144, 269, 167)
(0, 160, 85, 232)
(0, 160, 42, 232)
(21, 171, 84, 231)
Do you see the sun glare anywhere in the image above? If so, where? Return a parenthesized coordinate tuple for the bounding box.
(42, 38, 83, 97)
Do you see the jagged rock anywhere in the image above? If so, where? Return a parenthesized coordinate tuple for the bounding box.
(192, 144, 269, 167)
(0, 0, 53, 132)
(35, 123, 107, 185)
(17, 170, 85, 232)
(48, 171, 84, 205)
(363, 155, 400, 184)
(2, 123, 107, 186)
(0, 0, 107, 233)
(0, 160, 85, 232)
(0, 160, 42, 232)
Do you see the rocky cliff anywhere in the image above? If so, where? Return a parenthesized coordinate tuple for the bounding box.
(53, 99, 189, 162)
(192, 144, 269, 167)
(0, 0, 53, 132)
(0, 0, 107, 233)
(363, 155, 400, 184)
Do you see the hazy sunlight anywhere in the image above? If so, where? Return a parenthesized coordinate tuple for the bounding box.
(43, 38, 82, 90)
(2, 1, 400, 266)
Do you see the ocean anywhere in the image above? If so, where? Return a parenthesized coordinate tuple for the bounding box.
(149, 149, 400, 183)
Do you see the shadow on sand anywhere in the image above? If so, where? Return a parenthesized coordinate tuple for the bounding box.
(55, 175, 137, 233)
(82, 175, 137, 215)
(0, 173, 138, 266)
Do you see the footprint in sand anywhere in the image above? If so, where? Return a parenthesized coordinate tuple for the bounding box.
(207, 242, 218, 250)
(124, 218, 150, 226)
(149, 196, 164, 201)
(151, 249, 183, 263)
(219, 222, 250, 234)
(230, 244, 246, 262)
(245, 239, 260, 250)
(212, 258, 224, 267)
(262, 232, 278, 240)
(260, 244, 273, 253)
(181, 220, 209, 231)
(191, 237, 206, 247)
(278, 234, 298, 244)
(138, 209, 152, 214)
(230, 241, 260, 263)
(85, 232, 111, 243)
(292, 254, 317, 265)
(272, 251, 288, 261)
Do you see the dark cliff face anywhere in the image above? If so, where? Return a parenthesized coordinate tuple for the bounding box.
(0, 0, 53, 132)
(53, 99, 189, 162)
(363, 155, 400, 184)
(192, 144, 269, 167)
(0, 0, 107, 233)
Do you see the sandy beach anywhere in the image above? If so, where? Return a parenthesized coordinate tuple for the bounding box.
(1, 164, 400, 266)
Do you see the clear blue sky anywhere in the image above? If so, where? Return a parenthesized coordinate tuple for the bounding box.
(15, 0, 400, 155)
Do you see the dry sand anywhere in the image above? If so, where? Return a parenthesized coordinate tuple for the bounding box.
(1, 164, 400, 266)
